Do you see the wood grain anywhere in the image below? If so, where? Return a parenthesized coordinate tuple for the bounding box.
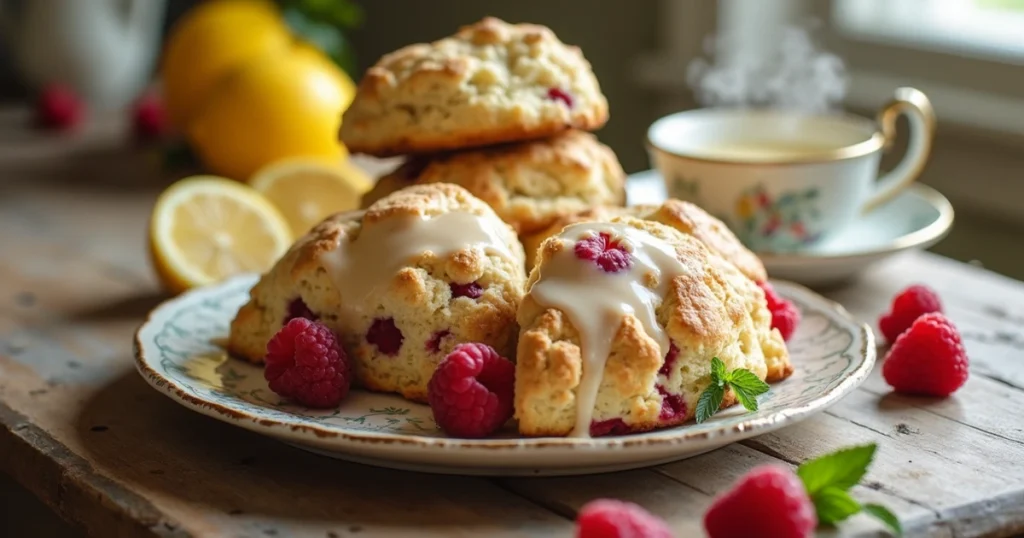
(1, 111, 1024, 537)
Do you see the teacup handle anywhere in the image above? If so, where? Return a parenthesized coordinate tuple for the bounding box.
(862, 87, 936, 214)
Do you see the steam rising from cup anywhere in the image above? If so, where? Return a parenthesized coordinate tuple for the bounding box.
(687, 23, 849, 114)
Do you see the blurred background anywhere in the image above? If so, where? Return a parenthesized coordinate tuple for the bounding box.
(1, 0, 1022, 278)
(0, 1, 1022, 531)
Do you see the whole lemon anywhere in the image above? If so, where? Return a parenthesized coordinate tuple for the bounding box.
(161, 0, 291, 127)
(186, 44, 357, 181)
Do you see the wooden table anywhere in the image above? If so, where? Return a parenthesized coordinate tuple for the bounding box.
(2, 111, 1024, 538)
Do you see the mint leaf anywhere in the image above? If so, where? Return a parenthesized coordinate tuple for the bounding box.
(696, 384, 724, 423)
(864, 504, 903, 536)
(710, 357, 727, 385)
(813, 487, 862, 525)
(731, 384, 760, 412)
(797, 443, 877, 495)
(728, 369, 770, 395)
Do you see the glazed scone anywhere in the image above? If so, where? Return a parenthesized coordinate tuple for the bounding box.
(515, 217, 788, 437)
(228, 183, 527, 402)
(521, 204, 648, 269)
(340, 17, 608, 156)
(522, 200, 766, 282)
(361, 131, 627, 235)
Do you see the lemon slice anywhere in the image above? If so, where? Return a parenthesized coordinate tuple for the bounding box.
(248, 157, 372, 238)
(149, 176, 292, 293)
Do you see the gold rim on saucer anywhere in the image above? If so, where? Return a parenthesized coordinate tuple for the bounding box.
(756, 183, 954, 262)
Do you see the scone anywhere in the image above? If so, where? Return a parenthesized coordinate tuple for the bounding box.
(515, 217, 789, 437)
(228, 183, 527, 402)
(340, 17, 608, 156)
(361, 131, 627, 234)
(522, 200, 767, 282)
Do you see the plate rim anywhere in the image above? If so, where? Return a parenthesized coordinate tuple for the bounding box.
(134, 274, 875, 452)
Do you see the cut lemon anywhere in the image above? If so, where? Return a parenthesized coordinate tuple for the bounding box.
(248, 157, 373, 238)
(149, 176, 292, 294)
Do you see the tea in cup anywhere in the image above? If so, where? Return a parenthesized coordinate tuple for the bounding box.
(645, 87, 935, 252)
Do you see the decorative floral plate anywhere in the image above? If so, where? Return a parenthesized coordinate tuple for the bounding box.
(134, 274, 873, 476)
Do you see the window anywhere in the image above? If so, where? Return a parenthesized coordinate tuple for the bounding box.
(833, 0, 1024, 63)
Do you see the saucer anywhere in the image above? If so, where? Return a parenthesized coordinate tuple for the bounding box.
(626, 170, 954, 287)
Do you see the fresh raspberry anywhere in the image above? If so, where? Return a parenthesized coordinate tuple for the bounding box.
(547, 87, 575, 107)
(878, 285, 942, 343)
(450, 281, 483, 299)
(35, 85, 84, 130)
(658, 342, 679, 377)
(576, 499, 673, 538)
(427, 343, 515, 438)
(882, 312, 968, 397)
(575, 232, 632, 273)
(704, 464, 816, 538)
(264, 318, 350, 408)
(285, 297, 318, 322)
(425, 329, 450, 353)
(132, 92, 168, 140)
(758, 281, 800, 341)
(366, 317, 403, 356)
(657, 387, 687, 422)
(590, 418, 629, 437)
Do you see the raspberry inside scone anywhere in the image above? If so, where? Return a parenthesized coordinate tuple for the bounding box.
(228, 184, 527, 403)
(340, 17, 609, 156)
(520, 199, 792, 383)
(515, 217, 788, 437)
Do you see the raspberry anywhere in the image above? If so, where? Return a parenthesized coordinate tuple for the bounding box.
(575, 232, 632, 273)
(425, 329, 450, 353)
(132, 92, 168, 141)
(882, 312, 968, 397)
(704, 464, 816, 538)
(366, 317, 403, 356)
(427, 343, 515, 438)
(450, 281, 483, 299)
(658, 342, 679, 377)
(35, 85, 84, 130)
(576, 499, 673, 538)
(547, 87, 574, 107)
(758, 281, 800, 341)
(879, 285, 942, 343)
(657, 387, 687, 422)
(285, 297, 318, 322)
(590, 418, 629, 437)
(264, 318, 350, 408)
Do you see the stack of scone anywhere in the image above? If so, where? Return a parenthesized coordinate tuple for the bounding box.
(342, 17, 627, 238)
(229, 17, 794, 439)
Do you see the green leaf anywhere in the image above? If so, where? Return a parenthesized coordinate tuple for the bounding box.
(813, 487, 862, 526)
(727, 369, 770, 395)
(696, 384, 724, 423)
(710, 357, 727, 385)
(797, 443, 878, 495)
(731, 384, 760, 412)
(864, 503, 903, 536)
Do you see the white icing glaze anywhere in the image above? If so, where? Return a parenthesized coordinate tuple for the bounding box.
(320, 211, 515, 321)
(526, 222, 690, 438)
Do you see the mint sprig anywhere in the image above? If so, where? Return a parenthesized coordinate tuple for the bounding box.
(695, 357, 770, 423)
(797, 443, 903, 536)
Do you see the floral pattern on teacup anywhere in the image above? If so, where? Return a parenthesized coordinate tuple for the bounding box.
(735, 185, 821, 251)
(667, 174, 702, 205)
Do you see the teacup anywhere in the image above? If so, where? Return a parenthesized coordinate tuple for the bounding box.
(645, 87, 935, 252)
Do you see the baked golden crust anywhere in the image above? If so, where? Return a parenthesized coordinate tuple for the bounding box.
(361, 131, 627, 235)
(340, 17, 608, 156)
(521, 200, 767, 282)
(515, 217, 788, 437)
(228, 183, 527, 402)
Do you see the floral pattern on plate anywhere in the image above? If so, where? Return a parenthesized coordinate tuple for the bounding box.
(135, 274, 873, 475)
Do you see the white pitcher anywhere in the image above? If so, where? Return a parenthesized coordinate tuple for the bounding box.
(0, 0, 167, 109)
